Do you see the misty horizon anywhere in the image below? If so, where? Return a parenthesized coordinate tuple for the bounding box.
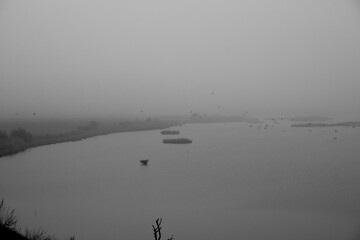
(1, 0, 360, 119)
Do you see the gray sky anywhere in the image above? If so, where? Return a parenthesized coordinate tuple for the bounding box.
(1, 0, 359, 118)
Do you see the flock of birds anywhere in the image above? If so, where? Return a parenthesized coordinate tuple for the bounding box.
(249, 117, 344, 141)
(15, 91, 247, 120)
(136, 91, 252, 120)
(14, 90, 352, 143)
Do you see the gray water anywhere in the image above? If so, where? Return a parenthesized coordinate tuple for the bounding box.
(1, 122, 360, 240)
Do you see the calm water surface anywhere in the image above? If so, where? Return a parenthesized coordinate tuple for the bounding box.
(1, 122, 360, 240)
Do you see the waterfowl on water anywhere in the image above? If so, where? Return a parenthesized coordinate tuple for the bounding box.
(140, 159, 149, 165)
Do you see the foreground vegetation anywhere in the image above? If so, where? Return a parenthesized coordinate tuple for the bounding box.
(0, 199, 75, 240)
(1, 199, 173, 240)
(0, 119, 175, 158)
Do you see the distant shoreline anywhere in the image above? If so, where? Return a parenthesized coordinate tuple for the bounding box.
(291, 121, 360, 128)
(0, 115, 264, 159)
(0, 119, 176, 158)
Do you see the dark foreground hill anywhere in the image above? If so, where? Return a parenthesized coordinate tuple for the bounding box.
(0, 226, 28, 240)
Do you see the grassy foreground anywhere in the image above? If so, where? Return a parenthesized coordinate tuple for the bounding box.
(0, 198, 75, 240)
(1, 199, 173, 240)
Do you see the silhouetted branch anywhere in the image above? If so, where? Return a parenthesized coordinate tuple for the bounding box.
(152, 218, 163, 240)
(152, 218, 174, 240)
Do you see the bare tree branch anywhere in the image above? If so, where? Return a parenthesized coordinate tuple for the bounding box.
(152, 218, 174, 240)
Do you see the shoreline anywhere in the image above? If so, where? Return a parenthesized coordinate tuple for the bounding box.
(0, 120, 177, 159)
(0, 115, 263, 159)
(291, 121, 360, 128)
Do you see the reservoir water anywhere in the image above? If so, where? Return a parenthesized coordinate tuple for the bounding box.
(1, 122, 360, 240)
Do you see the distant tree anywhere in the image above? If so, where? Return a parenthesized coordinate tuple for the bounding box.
(10, 128, 33, 143)
(0, 130, 8, 142)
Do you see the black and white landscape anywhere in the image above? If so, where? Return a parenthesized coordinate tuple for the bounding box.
(1, 1, 360, 240)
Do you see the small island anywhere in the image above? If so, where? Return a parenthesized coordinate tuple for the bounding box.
(161, 130, 180, 135)
(291, 121, 360, 128)
(163, 138, 192, 144)
(290, 116, 332, 122)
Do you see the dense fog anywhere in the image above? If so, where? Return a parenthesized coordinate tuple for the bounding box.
(1, 0, 359, 119)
